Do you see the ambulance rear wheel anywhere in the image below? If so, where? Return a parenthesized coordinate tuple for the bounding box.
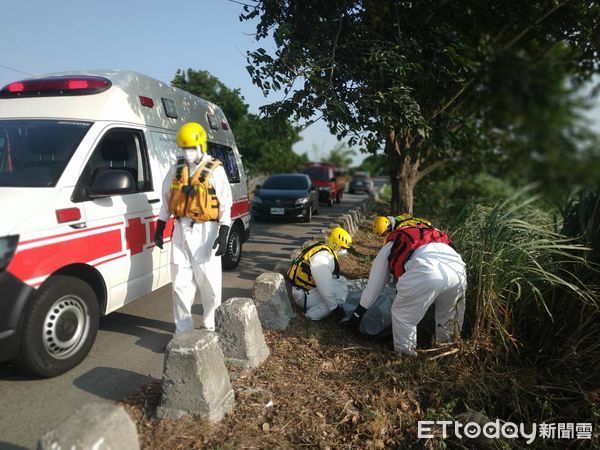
(17, 276, 99, 378)
(222, 226, 242, 270)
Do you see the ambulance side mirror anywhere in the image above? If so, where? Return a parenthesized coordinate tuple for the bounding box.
(88, 169, 136, 198)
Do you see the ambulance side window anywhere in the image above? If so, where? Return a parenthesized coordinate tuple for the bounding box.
(207, 142, 240, 184)
(76, 128, 152, 200)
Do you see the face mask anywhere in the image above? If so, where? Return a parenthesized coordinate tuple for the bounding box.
(337, 249, 348, 258)
(184, 149, 200, 165)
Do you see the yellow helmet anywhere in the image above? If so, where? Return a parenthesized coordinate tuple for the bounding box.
(327, 226, 352, 251)
(372, 216, 392, 236)
(176, 122, 207, 152)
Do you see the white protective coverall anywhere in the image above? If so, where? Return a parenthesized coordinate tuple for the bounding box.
(291, 250, 348, 320)
(359, 242, 466, 355)
(158, 153, 233, 335)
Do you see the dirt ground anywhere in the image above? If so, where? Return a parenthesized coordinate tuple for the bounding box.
(120, 208, 488, 449)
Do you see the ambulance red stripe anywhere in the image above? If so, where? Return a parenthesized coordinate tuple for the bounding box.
(231, 198, 249, 218)
(18, 222, 124, 246)
(8, 229, 122, 282)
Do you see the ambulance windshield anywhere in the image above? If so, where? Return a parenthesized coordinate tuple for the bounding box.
(0, 120, 92, 187)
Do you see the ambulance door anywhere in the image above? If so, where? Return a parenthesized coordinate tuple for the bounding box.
(74, 127, 161, 313)
(149, 130, 179, 283)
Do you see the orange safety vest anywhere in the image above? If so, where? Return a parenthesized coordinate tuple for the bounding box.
(168, 157, 222, 222)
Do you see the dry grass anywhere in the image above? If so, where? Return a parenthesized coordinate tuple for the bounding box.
(121, 205, 600, 449)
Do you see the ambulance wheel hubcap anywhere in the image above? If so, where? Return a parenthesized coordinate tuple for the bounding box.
(43, 296, 89, 359)
(229, 232, 241, 260)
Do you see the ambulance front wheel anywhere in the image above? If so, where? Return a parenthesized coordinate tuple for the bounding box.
(17, 276, 99, 378)
(222, 226, 243, 270)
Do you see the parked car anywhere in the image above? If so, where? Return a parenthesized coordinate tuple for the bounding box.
(303, 163, 339, 206)
(252, 173, 319, 222)
(349, 172, 374, 194)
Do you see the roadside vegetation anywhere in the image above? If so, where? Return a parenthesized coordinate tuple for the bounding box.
(123, 177, 599, 448)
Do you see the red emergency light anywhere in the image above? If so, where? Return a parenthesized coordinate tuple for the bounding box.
(0, 76, 112, 98)
(139, 96, 154, 108)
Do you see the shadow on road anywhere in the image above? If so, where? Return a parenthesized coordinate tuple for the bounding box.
(0, 441, 29, 450)
(73, 366, 159, 401)
(0, 361, 39, 381)
(100, 312, 173, 353)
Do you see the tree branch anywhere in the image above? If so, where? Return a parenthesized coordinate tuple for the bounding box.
(431, 79, 474, 120)
(430, 1, 569, 122)
(503, 1, 568, 50)
(415, 159, 447, 182)
(330, 14, 344, 83)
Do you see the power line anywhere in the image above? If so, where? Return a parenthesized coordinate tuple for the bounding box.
(0, 64, 32, 76)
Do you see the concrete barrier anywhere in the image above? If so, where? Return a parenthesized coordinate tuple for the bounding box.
(37, 403, 139, 450)
(252, 272, 295, 330)
(156, 330, 235, 421)
(216, 297, 270, 369)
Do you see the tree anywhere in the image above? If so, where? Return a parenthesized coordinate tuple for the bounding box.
(321, 142, 355, 168)
(356, 153, 387, 176)
(241, 1, 599, 213)
(172, 68, 303, 174)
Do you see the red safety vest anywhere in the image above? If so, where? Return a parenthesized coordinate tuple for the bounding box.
(386, 225, 452, 278)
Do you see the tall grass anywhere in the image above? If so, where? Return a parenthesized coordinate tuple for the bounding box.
(450, 187, 597, 354)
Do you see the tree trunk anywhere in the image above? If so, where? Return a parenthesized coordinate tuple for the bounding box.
(386, 130, 419, 215)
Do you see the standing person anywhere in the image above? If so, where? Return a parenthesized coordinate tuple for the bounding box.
(344, 223, 466, 356)
(153, 122, 232, 335)
(372, 214, 432, 236)
(287, 227, 352, 320)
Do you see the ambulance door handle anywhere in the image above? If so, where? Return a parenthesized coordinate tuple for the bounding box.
(148, 199, 160, 204)
(69, 222, 87, 229)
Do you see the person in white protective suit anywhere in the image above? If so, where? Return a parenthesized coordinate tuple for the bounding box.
(343, 223, 466, 356)
(286, 227, 352, 320)
(153, 122, 233, 335)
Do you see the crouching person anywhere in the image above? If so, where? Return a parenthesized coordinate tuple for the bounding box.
(344, 222, 466, 356)
(287, 227, 352, 320)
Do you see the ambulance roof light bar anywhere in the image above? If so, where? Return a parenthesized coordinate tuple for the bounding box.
(0, 75, 112, 98)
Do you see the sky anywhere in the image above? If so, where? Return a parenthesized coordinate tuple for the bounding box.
(0, 0, 366, 164)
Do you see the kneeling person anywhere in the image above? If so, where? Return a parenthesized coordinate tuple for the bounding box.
(287, 227, 352, 320)
(345, 222, 466, 356)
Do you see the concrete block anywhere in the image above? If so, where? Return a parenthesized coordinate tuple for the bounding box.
(216, 297, 270, 369)
(273, 260, 289, 276)
(156, 330, 235, 421)
(350, 209, 361, 227)
(341, 214, 355, 234)
(37, 403, 139, 450)
(252, 272, 295, 330)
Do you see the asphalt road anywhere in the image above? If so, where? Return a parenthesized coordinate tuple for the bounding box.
(0, 187, 380, 450)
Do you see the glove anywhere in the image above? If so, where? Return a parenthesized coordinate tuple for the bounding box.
(212, 225, 230, 257)
(340, 305, 367, 329)
(153, 220, 166, 249)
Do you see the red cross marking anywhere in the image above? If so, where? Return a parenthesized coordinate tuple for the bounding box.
(125, 217, 147, 255)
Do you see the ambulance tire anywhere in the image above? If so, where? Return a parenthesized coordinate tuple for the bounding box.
(222, 226, 243, 270)
(17, 276, 99, 378)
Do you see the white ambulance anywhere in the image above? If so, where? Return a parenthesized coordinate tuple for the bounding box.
(0, 70, 251, 377)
